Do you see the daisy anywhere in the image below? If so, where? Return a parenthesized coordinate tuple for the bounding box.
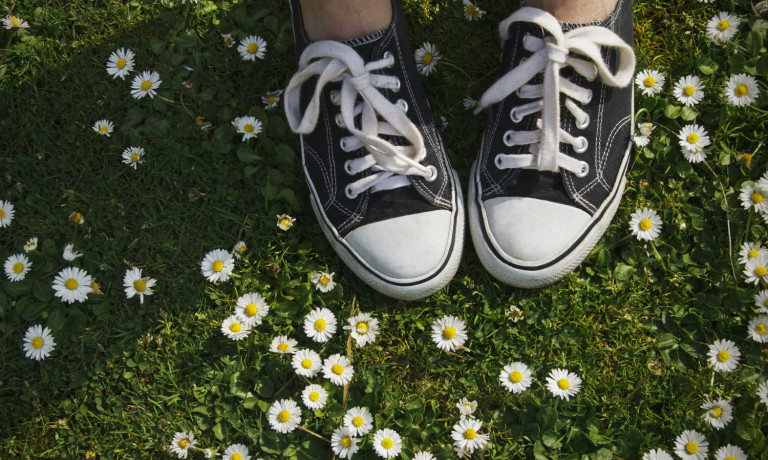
(343, 406, 374, 436)
(506, 305, 524, 322)
(707, 339, 741, 372)
(122, 146, 145, 169)
(738, 241, 768, 264)
(451, 417, 490, 456)
(69, 211, 84, 225)
(546, 368, 582, 400)
(633, 122, 655, 147)
(373, 428, 402, 459)
(232, 241, 246, 258)
(269, 335, 298, 354)
(754, 289, 768, 313)
(2, 15, 29, 29)
(105, 48, 135, 79)
(463, 95, 479, 111)
(52, 267, 92, 304)
(24, 237, 38, 252)
(642, 449, 674, 460)
(221, 315, 251, 341)
(431, 315, 468, 352)
(238, 35, 267, 61)
(748, 315, 768, 342)
(713, 445, 747, 460)
(499, 362, 534, 394)
(63, 243, 83, 261)
(725, 73, 759, 107)
(757, 1, 768, 13)
(757, 381, 768, 407)
(235, 292, 269, 328)
(92, 119, 114, 136)
(744, 253, 768, 284)
(130, 70, 162, 99)
(221, 33, 236, 47)
(414, 42, 441, 76)
(706, 12, 741, 44)
(674, 430, 708, 460)
(200, 249, 235, 283)
(673, 75, 705, 106)
(23, 324, 55, 361)
(277, 214, 295, 230)
(456, 398, 477, 417)
(322, 353, 354, 386)
(628, 207, 662, 241)
(413, 452, 436, 460)
(635, 69, 665, 96)
(463, 0, 485, 20)
(301, 383, 328, 410)
(203, 448, 216, 458)
(678, 124, 710, 157)
(304, 307, 337, 342)
(169, 431, 197, 459)
(222, 444, 249, 460)
(344, 312, 379, 347)
(331, 426, 360, 459)
(701, 398, 733, 430)
(123, 267, 156, 304)
(268, 399, 301, 434)
(262, 90, 283, 109)
(0, 200, 15, 227)
(292, 349, 323, 378)
(5, 253, 31, 282)
(310, 271, 336, 292)
(231, 116, 263, 141)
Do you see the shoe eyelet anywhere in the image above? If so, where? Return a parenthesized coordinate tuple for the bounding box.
(575, 161, 589, 178)
(344, 160, 354, 175)
(340, 138, 351, 152)
(503, 130, 515, 147)
(383, 51, 394, 65)
(584, 90, 593, 104)
(329, 90, 341, 106)
(424, 165, 438, 182)
(509, 108, 523, 123)
(345, 184, 358, 199)
(395, 99, 408, 113)
(335, 113, 345, 128)
(392, 79, 401, 92)
(575, 114, 590, 130)
(574, 137, 588, 154)
(494, 154, 505, 169)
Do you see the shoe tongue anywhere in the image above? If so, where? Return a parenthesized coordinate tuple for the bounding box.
(341, 29, 386, 60)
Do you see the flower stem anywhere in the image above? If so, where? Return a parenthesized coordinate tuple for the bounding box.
(702, 160, 736, 279)
(298, 425, 330, 443)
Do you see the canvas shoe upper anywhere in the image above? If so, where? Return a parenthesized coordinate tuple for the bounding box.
(469, 1, 635, 288)
(284, 0, 464, 300)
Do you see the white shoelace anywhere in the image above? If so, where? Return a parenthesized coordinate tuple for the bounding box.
(285, 41, 436, 199)
(476, 7, 635, 177)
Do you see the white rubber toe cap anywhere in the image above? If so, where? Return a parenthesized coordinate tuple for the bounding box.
(485, 196, 591, 264)
(344, 210, 453, 281)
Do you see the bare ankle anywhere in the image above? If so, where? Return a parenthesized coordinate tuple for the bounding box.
(526, 0, 619, 23)
(299, 0, 393, 41)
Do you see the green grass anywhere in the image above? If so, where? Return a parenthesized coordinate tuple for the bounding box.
(1, 0, 767, 458)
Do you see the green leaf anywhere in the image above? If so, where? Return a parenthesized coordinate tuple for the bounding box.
(541, 430, 562, 449)
(663, 104, 681, 119)
(47, 307, 66, 331)
(729, 54, 747, 74)
(212, 422, 225, 441)
(243, 396, 260, 410)
(150, 38, 166, 54)
(537, 407, 558, 430)
(680, 106, 698, 121)
(697, 57, 718, 75)
(237, 146, 261, 164)
(746, 30, 764, 56)
(613, 263, 635, 281)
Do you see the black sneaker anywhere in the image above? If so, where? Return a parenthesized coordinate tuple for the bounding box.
(284, 0, 464, 300)
(469, 0, 635, 288)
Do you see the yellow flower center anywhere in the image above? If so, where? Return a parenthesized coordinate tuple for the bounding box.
(510, 371, 523, 383)
(464, 429, 477, 440)
(309, 391, 320, 401)
(91, 281, 100, 293)
(245, 303, 258, 317)
(423, 54, 433, 65)
(131, 153, 140, 162)
(319, 274, 331, 285)
(356, 322, 369, 333)
(70, 212, 82, 223)
(468, 5, 479, 15)
(248, 43, 259, 54)
(278, 409, 290, 423)
(749, 249, 760, 259)
(332, 364, 344, 375)
(381, 438, 393, 449)
(279, 218, 291, 228)
(443, 327, 456, 339)
(725, 457, 736, 460)
(735, 84, 748, 97)
(341, 436, 352, 447)
(710, 406, 722, 418)
(756, 266, 767, 277)
(225, 38, 232, 45)
(687, 133, 699, 144)
(133, 280, 146, 292)
(684, 85, 695, 96)
(685, 441, 698, 454)
(237, 244, 245, 253)
(315, 319, 327, 331)
(232, 454, 242, 460)
(65, 278, 79, 290)
(12, 17, 19, 26)
(743, 153, 753, 163)
(639, 219, 652, 231)
(301, 358, 312, 369)
(277, 342, 289, 352)
(13, 262, 24, 274)
(244, 124, 255, 133)
(141, 80, 151, 91)
(268, 95, 276, 104)
(0, 209, 4, 218)
(212, 260, 224, 272)
(31, 337, 44, 349)
(756, 323, 767, 335)
(99, 126, 108, 133)
(644, 76, 655, 87)
(117, 58, 126, 69)
(557, 378, 570, 390)
(718, 350, 730, 362)
(352, 416, 364, 427)
(229, 323, 242, 333)
(718, 20, 730, 31)
(179, 439, 189, 448)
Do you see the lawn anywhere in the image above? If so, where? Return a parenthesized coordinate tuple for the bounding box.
(0, 0, 767, 458)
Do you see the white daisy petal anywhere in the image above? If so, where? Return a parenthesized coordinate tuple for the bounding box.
(372, 428, 402, 459)
(431, 315, 468, 352)
(545, 368, 582, 400)
(268, 399, 301, 433)
(499, 362, 533, 394)
(725, 73, 759, 107)
(169, 431, 197, 459)
(343, 406, 374, 436)
(52, 267, 92, 304)
(414, 42, 441, 76)
(123, 267, 156, 304)
(322, 353, 354, 386)
(292, 349, 323, 378)
(707, 339, 741, 372)
(629, 207, 662, 241)
(23, 324, 55, 361)
(635, 69, 665, 96)
(673, 430, 709, 460)
(200, 249, 235, 283)
(700, 398, 733, 430)
(106, 48, 135, 80)
(4, 253, 31, 282)
(706, 12, 741, 45)
(238, 35, 267, 61)
(304, 307, 337, 343)
(130, 70, 162, 99)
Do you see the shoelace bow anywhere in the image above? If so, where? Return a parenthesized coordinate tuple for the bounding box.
(476, 7, 635, 177)
(285, 41, 434, 198)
